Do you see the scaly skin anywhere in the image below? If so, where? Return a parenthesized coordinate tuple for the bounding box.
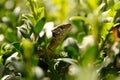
(48, 23, 72, 52)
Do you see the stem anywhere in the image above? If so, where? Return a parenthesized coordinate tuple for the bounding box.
(98, 30, 112, 53)
(27, 0, 37, 20)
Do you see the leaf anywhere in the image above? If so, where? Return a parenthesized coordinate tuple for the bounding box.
(12, 42, 21, 53)
(22, 39, 34, 60)
(100, 23, 113, 39)
(106, 9, 116, 17)
(18, 27, 30, 38)
(56, 58, 78, 64)
(70, 16, 92, 26)
(21, 14, 35, 25)
(107, 0, 114, 9)
(5, 30, 17, 42)
(63, 37, 80, 59)
(88, 0, 98, 10)
(37, 7, 45, 20)
(70, 16, 91, 34)
(81, 45, 98, 67)
(77, 32, 86, 43)
(34, 18, 45, 34)
(113, 1, 120, 10)
(71, 20, 85, 32)
(64, 46, 79, 59)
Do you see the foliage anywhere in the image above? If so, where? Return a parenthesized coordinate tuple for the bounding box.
(1, 0, 120, 80)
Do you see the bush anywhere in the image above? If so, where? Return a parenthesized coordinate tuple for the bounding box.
(1, 0, 120, 80)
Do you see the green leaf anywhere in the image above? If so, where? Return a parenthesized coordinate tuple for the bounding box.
(77, 32, 86, 43)
(22, 39, 34, 60)
(0, 56, 3, 65)
(107, 9, 116, 17)
(65, 46, 79, 59)
(70, 16, 91, 34)
(100, 23, 113, 39)
(113, 1, 120, 10)
(19, 27, 30, 38)
(88, 0, 98, 10)
(34, 18, 45, 34)
(81, 45, 98, 67)
(37, 7, 45, 20)
(12, 42, 21, 52)
(107, 0, 114, 9)
(71, 20, 85, 32)
(70, 16, 92, 26)
(5, 30, 17, 42)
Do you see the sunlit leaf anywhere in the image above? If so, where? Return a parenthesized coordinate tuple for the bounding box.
(100, 23, 113, 39)
(37, 7, 45, 20)
(113, 1, 120, 10)
(88, 0, 98, 10)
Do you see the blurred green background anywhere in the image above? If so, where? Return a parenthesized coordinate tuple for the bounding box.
(1, 0, 120, 80)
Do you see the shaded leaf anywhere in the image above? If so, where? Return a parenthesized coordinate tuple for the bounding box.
(18, 27, 30, 38)
(34, 18, 45, 34)
(5, 30, 17, 42)
(70, 16, 92, 26)
(81, 45, 98, 67)
(12, 42, 21, 53)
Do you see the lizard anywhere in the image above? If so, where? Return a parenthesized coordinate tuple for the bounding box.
(38, 23, 72, 70)
(48, 23, 72, 51)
